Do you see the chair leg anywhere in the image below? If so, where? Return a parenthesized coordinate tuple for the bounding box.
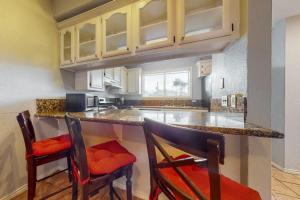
(109, 183, 114, 200)
(27, 161, 37, 200)
(149, 179, 158, 200)
(82, 185, 89, 200)
(72, 180, 78, 200)
(67, 155, 72, 182)
(126, 166, 133, 200)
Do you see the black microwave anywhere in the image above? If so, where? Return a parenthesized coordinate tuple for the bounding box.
(66, 93, 99, 112)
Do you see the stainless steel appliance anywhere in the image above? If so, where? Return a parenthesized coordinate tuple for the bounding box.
(66, 93, 99, 112)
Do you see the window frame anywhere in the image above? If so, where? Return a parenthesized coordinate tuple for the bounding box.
(142, 67, 192, 99)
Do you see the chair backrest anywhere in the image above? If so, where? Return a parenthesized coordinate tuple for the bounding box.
(65, 114, 89, 183)
(16, 110, 36, 155)
(143, 118, 225, 200)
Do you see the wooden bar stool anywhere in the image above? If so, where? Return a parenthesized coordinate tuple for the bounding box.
(65, 114, 136, 200)
(17, 110, 72, 200)
(143, 118, 262, 200)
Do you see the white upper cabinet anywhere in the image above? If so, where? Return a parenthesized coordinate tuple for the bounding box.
(75, 69, 104, 91)
(60, 27, 75, 65)
(127, 68, 142, 95)
(120, 67, 127, 93)
(177, 0, 232, 44)
(76, 18, 100, 62)
(113, 67, 121, 84)
(104, 68, 114, 79)
(102, 6, 132, 58)
(135, 0, 175, 51)
(90, 70, 104, 90)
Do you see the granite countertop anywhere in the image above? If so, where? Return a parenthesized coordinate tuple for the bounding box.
(35, 108, 284, 139)
(133, 106, 208, 110)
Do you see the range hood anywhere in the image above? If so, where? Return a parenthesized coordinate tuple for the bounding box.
(54, 0, 113, 22)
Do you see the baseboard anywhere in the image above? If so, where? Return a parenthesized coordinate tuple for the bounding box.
(0, 184, 27, 200)
(272, 162, 300, 175)
(113, 182, 148, 200)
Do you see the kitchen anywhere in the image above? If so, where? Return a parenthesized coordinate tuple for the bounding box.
(0, 0, 292, 200)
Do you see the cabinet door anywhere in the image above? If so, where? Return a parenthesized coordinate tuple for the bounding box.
(113, 67, 121, 84)
(60, 27, 75, 65)
(127, 68, 142, 94)
(177, 0, 232, 44)
(135, 0, 175, 51)
(102, 6, 132, 57)
(76, 18, 100, 62)
(104, 68, 114, 79)
(90, 70, 104, 90)
(120, 67, 127, 93)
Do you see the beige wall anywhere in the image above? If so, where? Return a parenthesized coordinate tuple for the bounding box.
(284, 15, 300, 170)
(271, 20, 286, 168)
(247, 0, 272, 199)
(0, 0, 65, 198)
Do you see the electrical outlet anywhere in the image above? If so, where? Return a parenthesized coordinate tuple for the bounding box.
(222, 96, 228, 107)
(231, 95, 236, 108)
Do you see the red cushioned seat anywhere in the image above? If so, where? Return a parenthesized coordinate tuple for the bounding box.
(32, 134, 71, 157)
(86, 140, 136, 175)
(157, 155, 261, 200)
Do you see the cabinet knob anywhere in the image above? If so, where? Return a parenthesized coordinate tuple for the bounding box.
(136, 46, 139, 49)
(95, 54, 98, 57)
(181, 36, 185, 41)
(127, 47, 129, 51)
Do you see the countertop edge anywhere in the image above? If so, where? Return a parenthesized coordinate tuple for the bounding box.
(35, 112, 284, 139)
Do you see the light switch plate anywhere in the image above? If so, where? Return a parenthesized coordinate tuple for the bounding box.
(231, 95, 236, 108)
(219, 78, 225, 89)
(222, 96, 228, 107)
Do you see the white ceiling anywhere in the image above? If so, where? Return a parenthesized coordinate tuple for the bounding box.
(273, 0, 300, 23)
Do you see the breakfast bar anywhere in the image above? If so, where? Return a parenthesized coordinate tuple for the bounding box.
(35, 106, 283, 199)
(35, 108, 284, 139)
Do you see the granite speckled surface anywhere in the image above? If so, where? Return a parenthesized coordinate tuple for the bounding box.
(35, 108, 284, 139)
(36, 99, 65, 113)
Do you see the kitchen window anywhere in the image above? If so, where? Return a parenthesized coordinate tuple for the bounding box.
(143, 69, 191, 98)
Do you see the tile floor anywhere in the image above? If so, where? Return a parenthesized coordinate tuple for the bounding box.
(272, 166, 300, 200)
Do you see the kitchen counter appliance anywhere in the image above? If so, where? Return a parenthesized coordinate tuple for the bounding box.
(66, 93, 99, 112)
